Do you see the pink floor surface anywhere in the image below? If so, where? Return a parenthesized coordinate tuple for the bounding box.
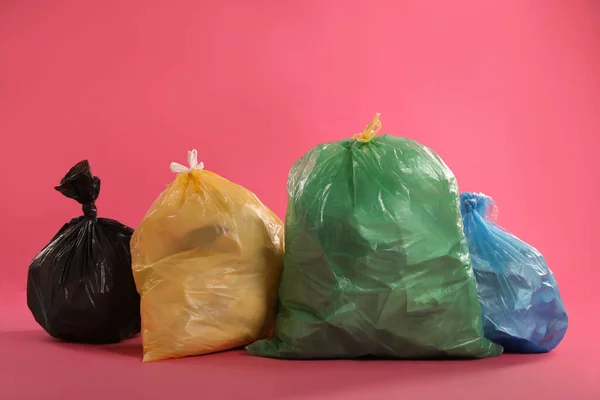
(1, 300, 598, 400)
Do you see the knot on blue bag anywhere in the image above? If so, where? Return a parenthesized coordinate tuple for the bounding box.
(460, 192, 492, 217)
(82, 202, 98, 218)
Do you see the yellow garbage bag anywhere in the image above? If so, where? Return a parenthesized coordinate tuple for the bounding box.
(131, 150, 284, 362)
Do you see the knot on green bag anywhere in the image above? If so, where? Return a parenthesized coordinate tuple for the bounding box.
(353, 113, 382, 143)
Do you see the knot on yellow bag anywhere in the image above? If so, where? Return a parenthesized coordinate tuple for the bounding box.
(352, 113, 382, 143)
(170, 149, 204, 174)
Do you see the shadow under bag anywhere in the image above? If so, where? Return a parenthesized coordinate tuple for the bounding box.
(27, 160, 141, 344)
(460, 192, 568, 353)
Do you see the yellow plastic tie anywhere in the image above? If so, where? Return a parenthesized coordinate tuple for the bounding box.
(352, 113, 382, 143)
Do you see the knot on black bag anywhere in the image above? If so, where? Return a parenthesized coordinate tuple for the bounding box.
(82, 203, 97, 218)
(54, 160, 102, 219)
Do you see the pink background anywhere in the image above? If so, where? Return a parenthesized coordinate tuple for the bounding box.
(1, 1, 598, 399)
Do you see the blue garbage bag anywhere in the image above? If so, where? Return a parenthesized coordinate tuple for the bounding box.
(459, 192, 568, 353)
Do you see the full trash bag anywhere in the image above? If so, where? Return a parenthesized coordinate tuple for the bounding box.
(27, 160, 140, 344)
(460, 192, 568, 353)
(246, 114, 502, 359)
(131, 150, 284, 362)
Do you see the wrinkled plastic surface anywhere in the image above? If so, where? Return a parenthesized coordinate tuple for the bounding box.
(131, 169, 284, 362)
(27, 160, 141, 344)
(246, 133, 502, 359)
(460, 192, 568, 353)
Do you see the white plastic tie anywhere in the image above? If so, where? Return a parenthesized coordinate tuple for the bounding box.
(170, 149, 204, 173)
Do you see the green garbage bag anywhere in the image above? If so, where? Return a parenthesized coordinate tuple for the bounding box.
(246, 114, 502, 359)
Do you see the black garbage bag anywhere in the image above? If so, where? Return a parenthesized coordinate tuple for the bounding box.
(27, 160, 141, 344)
